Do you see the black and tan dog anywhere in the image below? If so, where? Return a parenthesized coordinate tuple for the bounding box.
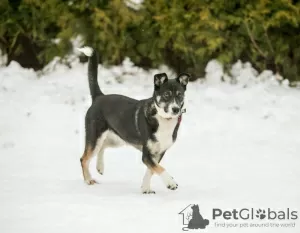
(78, 47, 190, 194)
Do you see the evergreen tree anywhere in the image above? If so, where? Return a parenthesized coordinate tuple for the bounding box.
(1, 0, 299, 81)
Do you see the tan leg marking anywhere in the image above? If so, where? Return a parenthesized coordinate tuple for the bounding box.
(80, 145, 97, 185)
(151, 164, 165, 175)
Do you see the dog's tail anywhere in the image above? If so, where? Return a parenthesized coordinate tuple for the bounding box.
(77, 46, 103, 101)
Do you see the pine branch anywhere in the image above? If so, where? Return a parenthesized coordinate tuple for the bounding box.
(244, 20, 266, 58)
(264, 28, 274, 54)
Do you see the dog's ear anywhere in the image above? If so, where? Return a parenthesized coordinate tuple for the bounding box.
(154, 73, 168, 89)
(176, 73, 190, 89)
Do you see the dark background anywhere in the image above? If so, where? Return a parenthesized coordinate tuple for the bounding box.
(1, 0, 300, 81)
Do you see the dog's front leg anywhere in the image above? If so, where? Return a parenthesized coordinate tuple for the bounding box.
(141, 146, 178, 192)
(141, 169, 155, 194)
(141, 152, 166, 194)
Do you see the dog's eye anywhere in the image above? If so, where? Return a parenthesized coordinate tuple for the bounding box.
(176, 92, 182, 98)
(163, 92, 171, 98)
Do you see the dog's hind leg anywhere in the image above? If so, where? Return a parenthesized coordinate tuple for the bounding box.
(80, 112, 108, 184)
(80, 144, 97, 185)
(80, 131, 108, 184)
(96, 130, 125, 175)
(96, 144, 106, 175)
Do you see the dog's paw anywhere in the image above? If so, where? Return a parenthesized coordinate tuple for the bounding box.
(96, 160, 104, 175)
(97, 168, 104, 175)
(160, 171, 178, 191)
(141, 187, 156, 194)
(166, 179, 178, 190)
(85, 179, 97, 185)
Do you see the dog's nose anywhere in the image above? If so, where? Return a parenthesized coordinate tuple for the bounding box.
(172, 107, 180, 114)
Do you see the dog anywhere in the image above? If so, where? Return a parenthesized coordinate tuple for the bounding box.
(78, 47, 190, 194)
(188, 205, 209, 229)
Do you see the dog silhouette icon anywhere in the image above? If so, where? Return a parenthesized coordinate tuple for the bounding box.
(187, 205, 209, 230)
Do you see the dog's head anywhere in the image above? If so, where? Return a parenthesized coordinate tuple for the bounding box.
(191, 204, 199, 212)
(153, 72, 190, 119)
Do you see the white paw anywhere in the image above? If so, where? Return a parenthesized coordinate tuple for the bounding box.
(85, 179, 97, 185)
(141, 187, 156, 194)
(160, 171, 178, 190)
(96, 162, 104, 175)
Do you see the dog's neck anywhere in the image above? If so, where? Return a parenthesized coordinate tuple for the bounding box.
(163, 114, 182, 124)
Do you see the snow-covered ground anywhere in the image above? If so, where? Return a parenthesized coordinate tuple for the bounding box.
(0, 58, 299, 233)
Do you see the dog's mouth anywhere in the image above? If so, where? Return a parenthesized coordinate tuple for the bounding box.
(154, 101, 186, 119)
(166, 110, 185, 121)
(164, 108, 186, 120)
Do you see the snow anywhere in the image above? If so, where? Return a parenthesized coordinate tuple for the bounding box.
(205, 60, 223, 85)
(0, 58, 300, 233)
(125, 0, 144, 10)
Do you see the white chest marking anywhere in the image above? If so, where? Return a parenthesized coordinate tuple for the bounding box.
(147, 116, 178, 155)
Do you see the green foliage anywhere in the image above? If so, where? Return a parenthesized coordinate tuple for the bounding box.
(0, 0, 74, 68)
(1, 0, 300, 81)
